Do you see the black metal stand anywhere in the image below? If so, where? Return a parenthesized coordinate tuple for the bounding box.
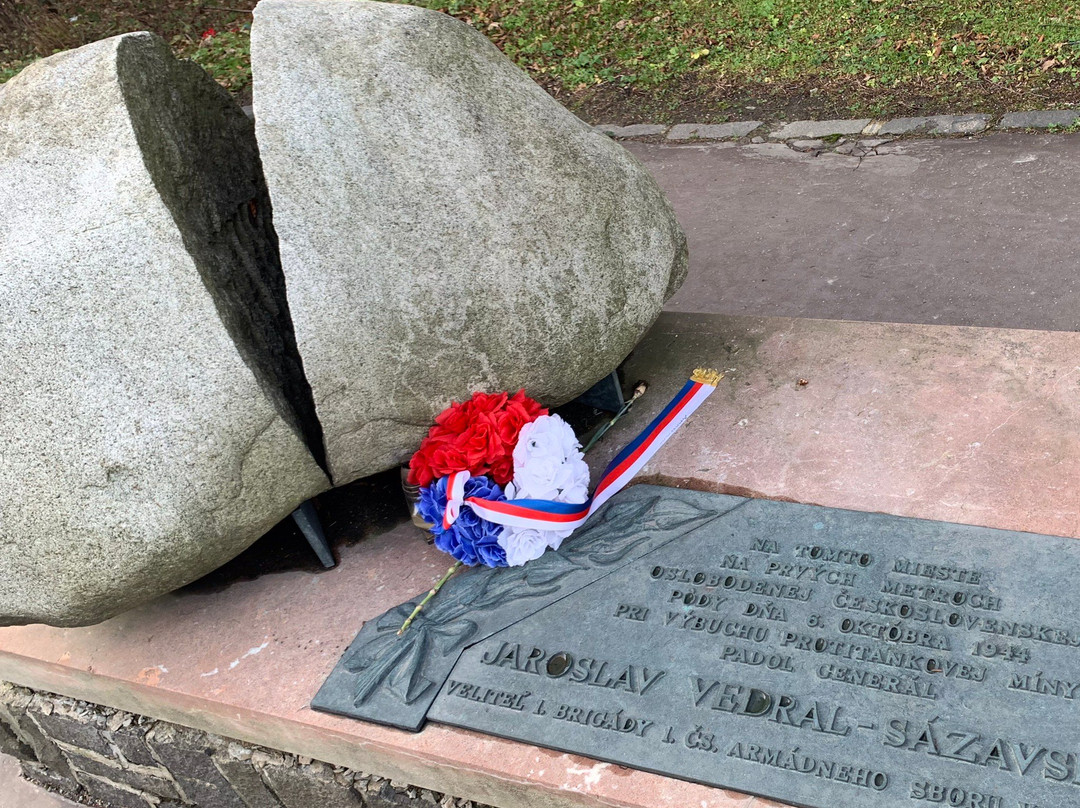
(291, 500, 335, 569)
(573, 370, 625, 413)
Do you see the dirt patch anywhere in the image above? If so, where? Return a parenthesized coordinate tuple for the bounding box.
(1, 0, 251, 55)
(547, 72, 1080, 126)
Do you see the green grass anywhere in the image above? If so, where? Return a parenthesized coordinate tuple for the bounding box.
(0, 60, 30, 84)
(3, 0, 1079, 120)
(177, 27, 252, 92)
(411, 0, 1080, 89)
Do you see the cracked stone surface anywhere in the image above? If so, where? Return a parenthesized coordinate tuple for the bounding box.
(252, 0, 687, 485)
(0, 33, 329, 626)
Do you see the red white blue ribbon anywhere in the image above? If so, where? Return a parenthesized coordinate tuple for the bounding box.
(442, 471, 470, 531)
(442, 369, 721, 533)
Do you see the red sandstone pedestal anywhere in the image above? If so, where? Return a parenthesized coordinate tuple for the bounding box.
(1, 313, 1078, 808)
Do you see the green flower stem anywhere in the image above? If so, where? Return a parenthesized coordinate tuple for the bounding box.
(397, 561, 462, 635)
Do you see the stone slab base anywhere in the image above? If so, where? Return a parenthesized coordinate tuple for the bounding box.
(1, 312, 1078, 808)
(593, 313, 1080, 538)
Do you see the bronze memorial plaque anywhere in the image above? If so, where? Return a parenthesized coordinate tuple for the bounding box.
(315, 486, 1080, 808)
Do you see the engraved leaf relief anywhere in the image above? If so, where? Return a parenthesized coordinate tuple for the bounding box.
(343, 494, 718, 707)
(345, 603, 479, 706)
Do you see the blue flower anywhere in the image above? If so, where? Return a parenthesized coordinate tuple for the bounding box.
(418, 475, 509, 568)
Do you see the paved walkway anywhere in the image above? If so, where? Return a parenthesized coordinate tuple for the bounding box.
(629, 132, 1080, 331)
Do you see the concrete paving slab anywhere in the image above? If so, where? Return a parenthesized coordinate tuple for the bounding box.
(877, 114, 988, 135)
(666, 121, 762, 140)
(769, 118, 869, 138)
(629, 132, 1080, 330)
(594, 123, 667, 138)
(789, 138, 825, 151)
(1000, 109, 1080, 129)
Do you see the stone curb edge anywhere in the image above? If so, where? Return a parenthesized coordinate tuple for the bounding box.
(596, 109, 1080, 143)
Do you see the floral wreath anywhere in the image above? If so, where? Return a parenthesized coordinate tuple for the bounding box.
(408, 370, 723, 572)
(409, 391, 589, 568)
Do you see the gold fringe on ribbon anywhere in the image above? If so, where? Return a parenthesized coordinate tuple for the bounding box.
(691, 367, 724, 386)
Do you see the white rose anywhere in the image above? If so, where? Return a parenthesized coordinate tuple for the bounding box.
(498, 527, 551, 567)
(512, 415, 589, 503)
(557, 459, 590, 505)
(543, 527, 572, 553)
(497, 415, 592, 566)
(498, 522, 575, 567)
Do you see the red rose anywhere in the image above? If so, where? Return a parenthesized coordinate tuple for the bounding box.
(489, 454, 514, 487)
(509, 389, 546, 420)
(434, 399, 470, 434)
(430, 442, 467, 478)
(493, 412, 521, 449)
(470, 391, 509, 415)
(495, 394, 545, 447)
(407, 389, 547, 487)
(407, 441, 438, 486)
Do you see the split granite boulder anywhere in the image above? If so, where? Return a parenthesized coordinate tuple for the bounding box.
(0, 33, 329, 626)
(252, 0, 689, 485)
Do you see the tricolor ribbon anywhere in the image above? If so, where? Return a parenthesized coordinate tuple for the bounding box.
(442, 471, 469, 531)
(442, 368, 722, 534)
